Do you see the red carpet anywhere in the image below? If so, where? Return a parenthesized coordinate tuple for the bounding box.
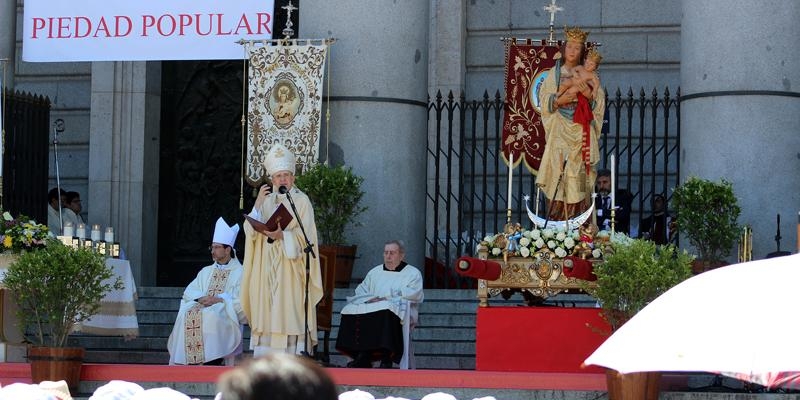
(0, 363, 607, 391)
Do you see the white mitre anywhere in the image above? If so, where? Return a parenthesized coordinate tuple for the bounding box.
(212, 217, 239, 246)
(263, 143, 296, 176)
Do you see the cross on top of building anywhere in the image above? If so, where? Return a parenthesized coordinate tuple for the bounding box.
(282, 1, 298, 39)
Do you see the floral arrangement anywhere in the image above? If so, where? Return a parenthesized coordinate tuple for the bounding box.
(479, 224, 638, 260)
(481, 226, 590, 259)
(0, 211, 50, 253)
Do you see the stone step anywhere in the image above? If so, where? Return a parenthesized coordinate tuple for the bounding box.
(124, 324, 476, 342)
(71, 334, 474, 355)
(136, 299, 486, 316)
(71, 287, 598, 370)
(79, 351, 476, 370)
(135, 310, 479, 327)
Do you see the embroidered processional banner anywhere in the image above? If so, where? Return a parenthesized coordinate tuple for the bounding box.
(501, 41, 559, 174)
(245, 43, 327, 185)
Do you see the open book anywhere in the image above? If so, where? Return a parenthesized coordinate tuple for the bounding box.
(244, 203, 293, 242)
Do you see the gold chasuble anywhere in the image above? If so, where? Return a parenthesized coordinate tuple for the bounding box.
(241, 188, 324, 352)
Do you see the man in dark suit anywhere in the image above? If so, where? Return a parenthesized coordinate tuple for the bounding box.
(639, 193, 674, 245)
(594, 169, 632, 234)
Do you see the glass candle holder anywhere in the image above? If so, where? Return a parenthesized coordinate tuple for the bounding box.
(63, 222, 74, 237)
(91, 224, 102, 241)
(104, 227, 114, 243)
(76, 223, 86, 239)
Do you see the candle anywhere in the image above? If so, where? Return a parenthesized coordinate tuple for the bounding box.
(91, 224, 102, 241)
(535, 187, 541, 215)
(610, 154, 616, 211)
(507, 152, 514, 211)
(76, 223, 86, 239)
(104, 227, 114, 243)
(63, 222, 74, 237)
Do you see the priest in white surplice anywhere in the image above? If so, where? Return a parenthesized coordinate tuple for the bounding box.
(167, 217, 247, 365)
(335, 240, 423, 369)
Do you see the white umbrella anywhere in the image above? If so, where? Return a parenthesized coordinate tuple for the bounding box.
(584, 253, 800, 388)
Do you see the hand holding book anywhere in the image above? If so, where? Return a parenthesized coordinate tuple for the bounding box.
(244, 203, 293, 243)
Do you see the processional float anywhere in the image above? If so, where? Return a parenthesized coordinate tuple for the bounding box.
(455, 0, 616, 306)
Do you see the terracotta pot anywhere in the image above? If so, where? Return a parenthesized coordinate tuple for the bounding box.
(28, 346, 84, 391)
(605, 369, 660, 400)
(319, 244, 357, 288)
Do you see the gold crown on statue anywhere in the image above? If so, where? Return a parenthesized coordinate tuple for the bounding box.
(564, 26, 589, 43)
(586, 48, 603, 63)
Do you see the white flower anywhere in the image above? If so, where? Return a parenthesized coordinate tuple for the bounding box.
(491, 247, 502, 256)
(555, 247, 567, 258)
(519, 237, 531, 247)
(563, 237, 575, 249)
(547, 240, 557, 249)
(535, 238, 545, 248)
(522, 230, 533, 239)
(556, 231, 566, 241)
(519, 246, 531, 258)
(592, 248, 603, 259)
(483, 234, 496, 243)
(542, 229, 554, 239)
(571, 230, 580, 240)
(531, 229, 541, 240)
(2, 212, 11, 221)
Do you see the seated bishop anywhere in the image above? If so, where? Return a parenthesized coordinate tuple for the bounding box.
(167, 217, 247, 366)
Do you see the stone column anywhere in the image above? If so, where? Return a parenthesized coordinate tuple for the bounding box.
(0, 0, 15, 88)
(300, 0, 429, 278)
(89, 61, 161, 285)
(681, 0, 800, 259)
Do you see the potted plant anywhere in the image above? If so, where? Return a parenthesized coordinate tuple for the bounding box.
(671, 176, 741, 273)
(3, 239, 122, 390)
(294, 162, 367, 287)
(586, 238, 693, 399)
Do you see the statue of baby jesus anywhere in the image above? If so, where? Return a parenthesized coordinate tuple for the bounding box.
(557, 48, 602, 101)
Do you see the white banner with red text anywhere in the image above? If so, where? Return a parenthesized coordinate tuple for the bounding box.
(22, 0, 275, 62)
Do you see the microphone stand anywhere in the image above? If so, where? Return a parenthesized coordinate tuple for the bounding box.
(53, 120, 64, 232)
(279, 186, 316, 359)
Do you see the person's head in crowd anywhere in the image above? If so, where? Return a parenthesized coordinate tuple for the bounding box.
(216, 353, 337, 400)
(383, 240, 406, 271)
(0, 382, 58, 399)
(595, 169, 611, 196)
(88, 380, 144, 400)
(129, 387, 194, 400)
(420, 393, 457, 400)
(48, 187, 67, 210)
(652, 193, 666, 214)
(338, 389, 375, 400)
(211, 217, 239, 263)
(263, 144, 296, 192)
(37, 381, 72, 400)
(65, 191, 82, 215)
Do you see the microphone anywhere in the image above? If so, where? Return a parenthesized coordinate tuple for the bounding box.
(278, 185, 289, 195)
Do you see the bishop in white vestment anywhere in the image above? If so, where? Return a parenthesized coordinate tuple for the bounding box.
(242, 144, 324, 357)
(167, 217, 247, 365)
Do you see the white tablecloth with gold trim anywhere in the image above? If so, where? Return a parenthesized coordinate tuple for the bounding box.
(74, 258, 140, 338)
